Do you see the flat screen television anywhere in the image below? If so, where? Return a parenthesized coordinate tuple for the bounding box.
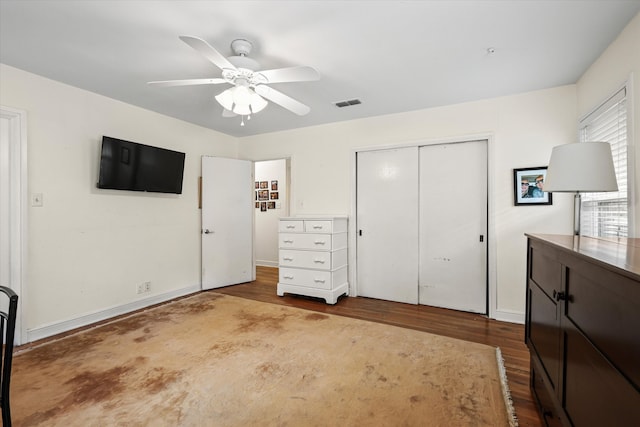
(97, 136, 186, 194)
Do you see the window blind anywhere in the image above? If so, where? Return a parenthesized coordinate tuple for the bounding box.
(579, 87, 628, 237)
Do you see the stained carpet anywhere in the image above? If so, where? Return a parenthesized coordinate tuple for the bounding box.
(12, 292, 516, 426)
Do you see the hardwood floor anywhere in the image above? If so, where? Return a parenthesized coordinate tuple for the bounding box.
(216, 266, 544, 427)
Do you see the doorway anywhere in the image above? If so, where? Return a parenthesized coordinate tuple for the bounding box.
(0, 106, 27, 344)
(254, 158, 290, 267)
(355, 139, 488, 314)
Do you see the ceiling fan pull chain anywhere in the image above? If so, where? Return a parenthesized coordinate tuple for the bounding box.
(240, 116, 245, 126)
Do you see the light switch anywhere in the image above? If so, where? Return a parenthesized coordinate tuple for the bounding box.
(31, 193, 43, 207)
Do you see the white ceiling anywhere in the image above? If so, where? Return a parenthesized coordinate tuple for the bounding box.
(1, 1, 639, 138)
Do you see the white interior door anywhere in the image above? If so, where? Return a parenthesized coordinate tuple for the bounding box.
(201, 156, 254, 289)
(356, 147, 419, 304)
(419, 140, 487, 313)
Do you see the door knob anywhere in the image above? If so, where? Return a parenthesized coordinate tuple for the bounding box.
(203, 229, 214, 234)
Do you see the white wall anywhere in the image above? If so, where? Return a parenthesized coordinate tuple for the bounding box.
(254, 158, 288, 266)
(0, 64, 238, 340)
(239, 86, 577, 320)
(577, 12, 640, 235)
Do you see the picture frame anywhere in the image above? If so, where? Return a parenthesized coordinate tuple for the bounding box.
(270, 191, 279, 200)
(258, 190, 269, 201)
(271, 180, 278, 191)
(259, 181, 268, 189)
(267, 201, 276, 209)
(514, 166, 552, 206)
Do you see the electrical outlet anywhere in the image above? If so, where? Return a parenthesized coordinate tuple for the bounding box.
(137, 282, 151, 294)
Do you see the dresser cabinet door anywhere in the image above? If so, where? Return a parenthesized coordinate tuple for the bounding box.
(563, 321, 640, 426)
(527, 245, 562, 392)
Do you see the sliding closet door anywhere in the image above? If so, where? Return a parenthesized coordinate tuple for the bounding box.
(418, 140, 487, 313)
(356, 147, 419, 304)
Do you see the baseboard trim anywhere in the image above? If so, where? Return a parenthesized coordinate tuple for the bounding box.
(26, 284, 201, 343)
(256, 260, 278, 267)
(493, 309, 525, 324)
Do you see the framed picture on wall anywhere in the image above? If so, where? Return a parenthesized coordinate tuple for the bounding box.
(514, 166, 552, 206)
(267, 201, 276, 209)
(270, 191, 279, 200)
(260, 202, 267, 212)
(271, 180, 278, 191)
(258, 190, 269, 201)
(259, 181, 268, 189)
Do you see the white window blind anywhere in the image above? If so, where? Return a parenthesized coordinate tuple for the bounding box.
(579, 87, 628, 237)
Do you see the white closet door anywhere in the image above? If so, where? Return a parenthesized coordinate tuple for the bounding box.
(356, 147, 419, 304)
(419, 140, 487, 313)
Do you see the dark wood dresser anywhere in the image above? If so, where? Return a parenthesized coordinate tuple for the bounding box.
(525, 234, 640, 426)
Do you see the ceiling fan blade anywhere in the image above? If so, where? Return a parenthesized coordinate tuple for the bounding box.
(254, 85, 311, 116)
(222, 108, 237, 118)
(258, 66, 320, 84)
(147, 78, 228, 87)
(179, 35, 237, 71)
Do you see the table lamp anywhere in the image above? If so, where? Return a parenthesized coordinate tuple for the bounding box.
(544, 141, 618, 235)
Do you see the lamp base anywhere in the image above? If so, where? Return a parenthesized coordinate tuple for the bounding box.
(574, 193, 581, 236)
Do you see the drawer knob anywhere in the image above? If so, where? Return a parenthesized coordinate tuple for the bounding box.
(283, 239, 294, 243)
(283, 257, 294, 261)
(312, 225, 323, 229)
(313, 259, 326, 264)
(314, 240, 326, 245)
(283, 275, 294, 279)
(286, 225, 296, 229)
(314, 279, 326, 283)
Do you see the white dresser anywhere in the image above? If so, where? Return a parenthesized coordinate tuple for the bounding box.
(277, 216, 348, 304)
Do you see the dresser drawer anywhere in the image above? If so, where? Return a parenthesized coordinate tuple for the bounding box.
(304, 220, 333, 233)
(279, 248, 347, 270)
(279, 267, 348, 290)
(279, 232, 347, 251)
(279, 220, 303, 233)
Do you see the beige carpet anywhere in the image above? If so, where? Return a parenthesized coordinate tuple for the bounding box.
(12, 292, 516, 426)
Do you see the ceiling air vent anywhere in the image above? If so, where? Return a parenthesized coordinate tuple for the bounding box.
(334, 99, 362, 108)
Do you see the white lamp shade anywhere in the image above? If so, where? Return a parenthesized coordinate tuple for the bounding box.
(544, 141, 618, 193)
(249, 91, 268, 113)
(215, 88, 234, 111)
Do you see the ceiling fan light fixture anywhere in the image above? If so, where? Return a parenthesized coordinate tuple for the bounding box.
(216, 86, 268, 120)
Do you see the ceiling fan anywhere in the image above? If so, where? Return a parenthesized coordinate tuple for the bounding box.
(148, 36, 320, 124)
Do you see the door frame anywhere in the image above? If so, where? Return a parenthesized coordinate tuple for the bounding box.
(349, 133, 498, 320)
(0, 105, 27, 345)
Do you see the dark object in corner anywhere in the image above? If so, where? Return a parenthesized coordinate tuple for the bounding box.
(0, 286, 18, 427)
